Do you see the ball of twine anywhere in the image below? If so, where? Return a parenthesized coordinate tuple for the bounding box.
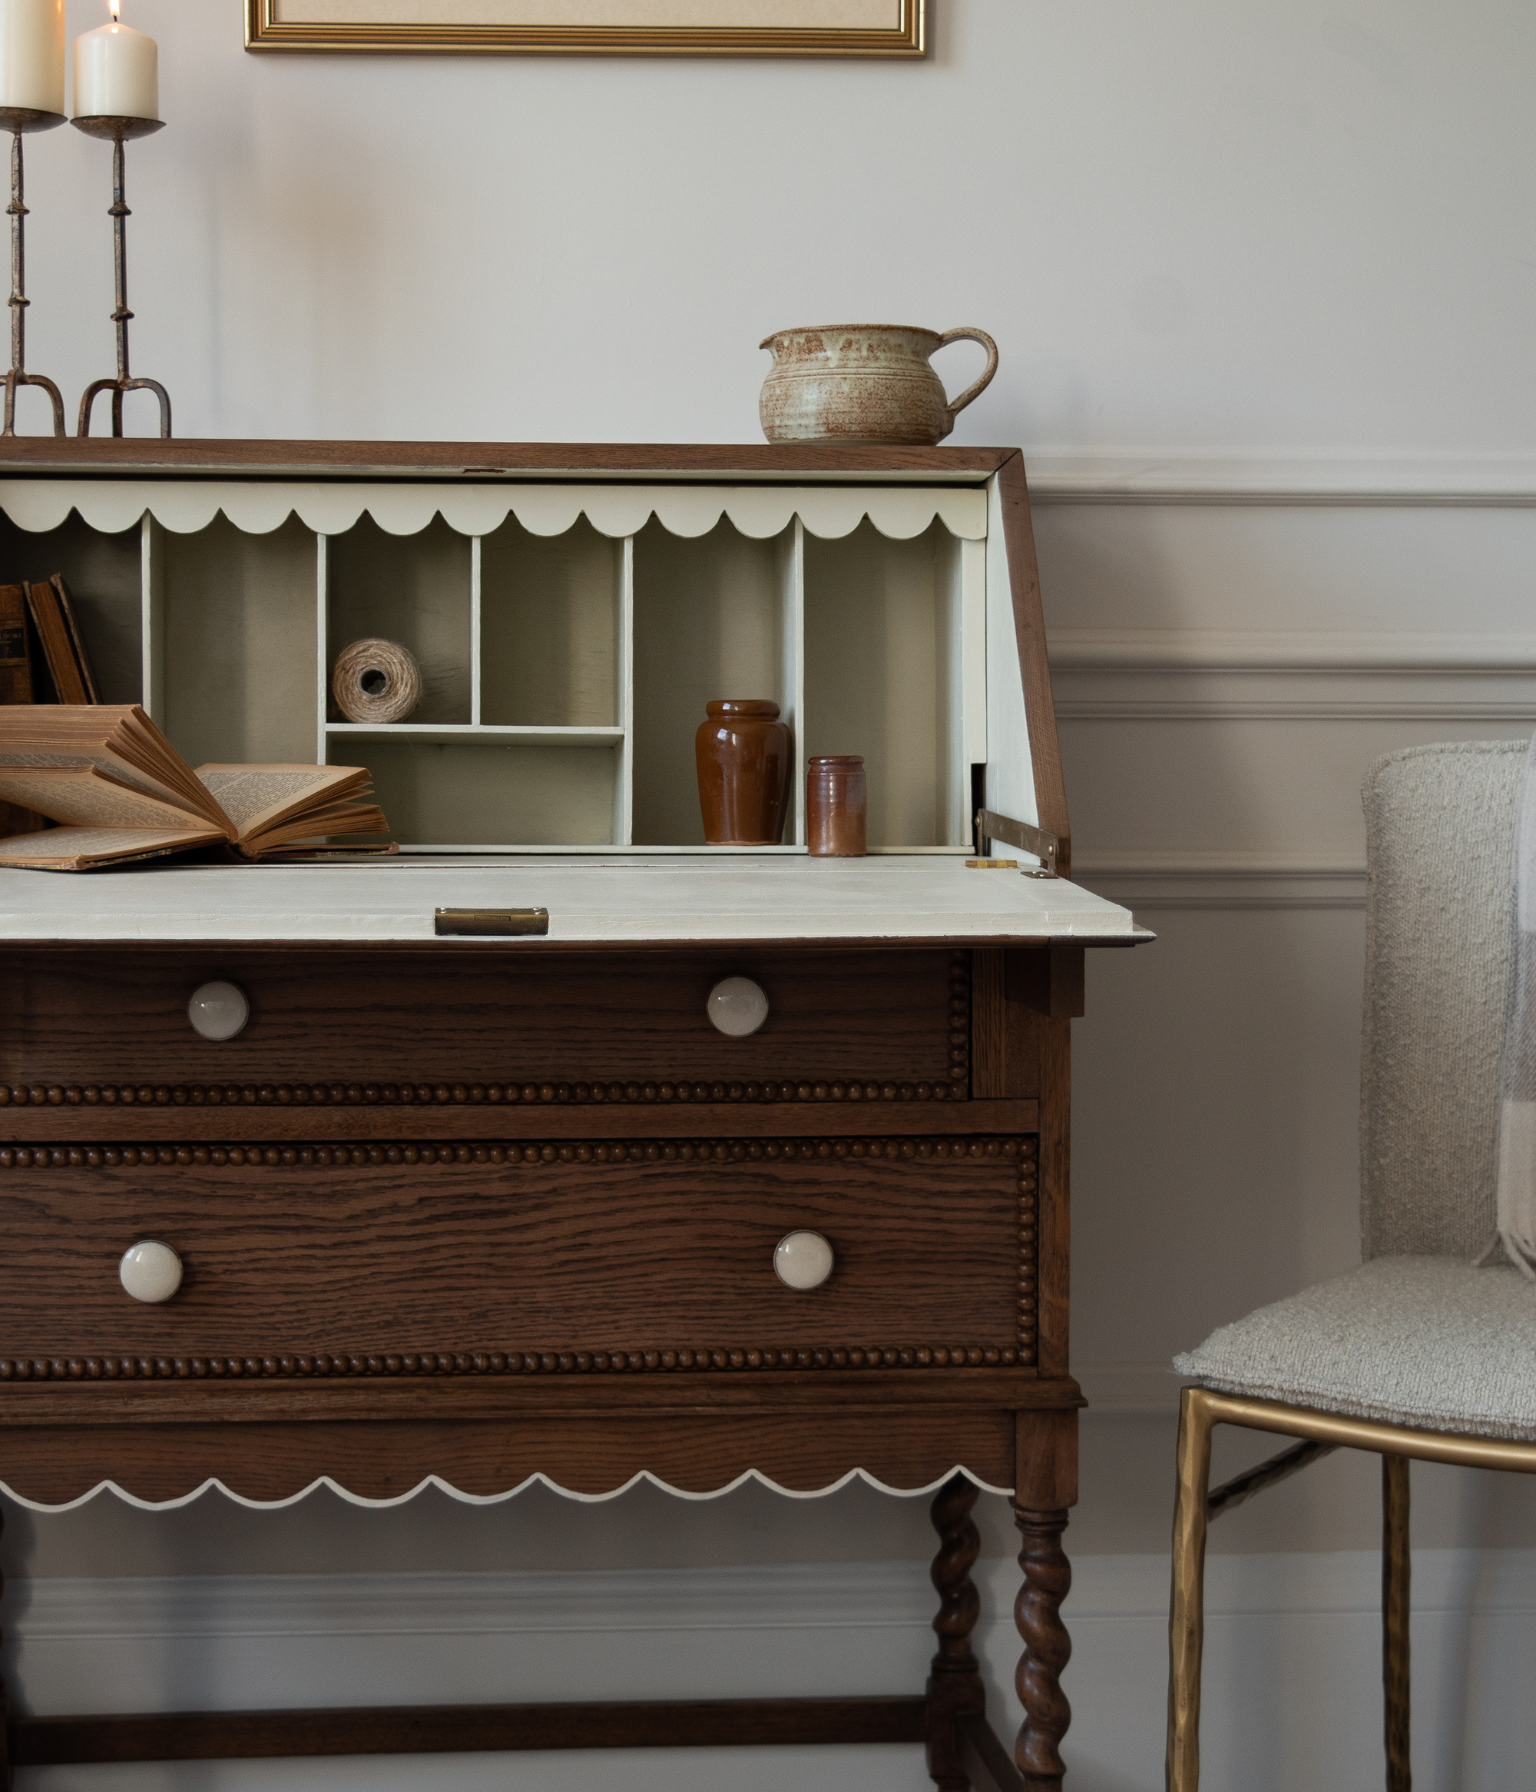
(331, 638, 423, 725)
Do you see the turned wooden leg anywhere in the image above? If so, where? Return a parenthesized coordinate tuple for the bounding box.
(926, 1472, 985, 1791)
(1166, 1385, 1214, 1792)
(1014, 1502, 1071, 1790)
(1382, 1454, 1411, 1792)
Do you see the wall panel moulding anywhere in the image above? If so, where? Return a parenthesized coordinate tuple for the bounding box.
(1075, 856, 1369, 912)
(1023, 450, 1536, 506)
(1045, 631, 1536, 673)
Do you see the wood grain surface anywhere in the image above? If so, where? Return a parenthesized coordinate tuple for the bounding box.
(997, 454, 1071, 877)
(0, 1141, 1026, 1359)
(925, 1473, 986, 1792)
(0, 1368, 1073, 1428)
(1014, 1505, 1073, 1788)
(0, 947, 961, 1089)
(0, 440, 1012, 479)
(1036, 1016, 1071, 1378)
(0, 1098, 1039, 1146)
(0, 1408, 1018, 1502)
(1016, 1409, 1077, 1513)
(970, 950, 1041, 1100)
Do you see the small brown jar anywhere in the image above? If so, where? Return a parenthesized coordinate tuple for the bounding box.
(807, 755, 867, 857)
(695, 699, 791, 845)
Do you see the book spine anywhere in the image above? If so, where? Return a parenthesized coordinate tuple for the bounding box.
(25, 578, 89, 705)
(0, 582, 33, 706)
(0, 584, 46, 835)
(50, 574, 100, 704)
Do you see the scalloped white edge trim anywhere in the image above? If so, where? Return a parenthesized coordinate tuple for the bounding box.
(0, 481, 987, 544)
(0, 1464, 1012, 1514)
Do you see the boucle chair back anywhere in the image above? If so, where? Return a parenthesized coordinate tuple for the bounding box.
(1360, 740, 1527, 1259)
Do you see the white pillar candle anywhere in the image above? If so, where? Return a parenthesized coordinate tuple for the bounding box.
(0, 0, 64, 116)
(73, 4, 156, 122)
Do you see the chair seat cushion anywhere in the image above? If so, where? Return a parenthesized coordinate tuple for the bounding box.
(1175, 1256, 1536, 1441)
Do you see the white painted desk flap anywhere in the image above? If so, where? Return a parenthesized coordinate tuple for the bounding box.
(0, 856, 1144, 944)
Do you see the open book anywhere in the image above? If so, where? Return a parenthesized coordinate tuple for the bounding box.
(0, 705, 393, 870)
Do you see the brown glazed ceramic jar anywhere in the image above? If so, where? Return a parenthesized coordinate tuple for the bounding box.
(758, 324, 998, 445)
(695, 700, 791, 846)
(807, 755, 867, 857)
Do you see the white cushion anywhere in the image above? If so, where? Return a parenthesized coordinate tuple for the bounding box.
(1175, 1257, 1536, 1441)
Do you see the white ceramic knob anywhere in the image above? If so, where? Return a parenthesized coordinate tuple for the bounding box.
(119, 1240, 183, 1304)
(708, 976, 769, 1038)
(774, 1230, 834, 1291)
(188, 980, 249, 1042)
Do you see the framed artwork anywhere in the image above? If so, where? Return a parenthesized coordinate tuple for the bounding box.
(245, 0, 927, 56)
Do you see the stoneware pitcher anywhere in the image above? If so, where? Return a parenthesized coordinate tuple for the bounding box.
(758, 324, 999, 445)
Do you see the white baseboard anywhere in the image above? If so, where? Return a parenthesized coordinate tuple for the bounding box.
(11, 1559, 935, 1652)
(10, 1549, 1536, 1791)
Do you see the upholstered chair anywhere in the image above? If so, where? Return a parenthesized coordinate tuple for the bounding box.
(1166, 739, 1536, 1792)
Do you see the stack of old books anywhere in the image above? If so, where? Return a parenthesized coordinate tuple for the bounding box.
(1, 576, 99, 836)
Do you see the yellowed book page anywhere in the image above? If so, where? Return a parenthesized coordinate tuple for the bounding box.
(0, 704, 222, 823)
(0, 825, 222, 868)
(258, 841, 401, 859)
(0, 766, 201, 830)
(119, 709, 226, 820)
(246, 804, 392, 851)
(0, 741, 179, 803)
(195, 764, 366, 841)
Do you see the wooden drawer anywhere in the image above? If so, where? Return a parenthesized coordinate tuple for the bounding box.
(0, 948, 968, 1100)
(0, 1134, 1037, 1375)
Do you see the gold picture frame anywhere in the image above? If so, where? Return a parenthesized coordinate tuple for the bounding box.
(245, 0, 927, 57)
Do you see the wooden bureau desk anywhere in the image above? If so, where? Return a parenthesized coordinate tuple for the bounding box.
(0, 441, 1147, 1790)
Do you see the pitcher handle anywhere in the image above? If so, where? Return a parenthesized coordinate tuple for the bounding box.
(937, 327, 1000, 426)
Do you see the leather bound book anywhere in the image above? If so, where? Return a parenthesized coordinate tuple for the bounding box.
(49, 575, 100, 703)
(24, 578, 91, 705)
(0, 582, 47, 836)
(0, 582, 33, 706)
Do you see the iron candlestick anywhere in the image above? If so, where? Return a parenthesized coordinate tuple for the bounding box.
(72, 113, 169, 438)
(0, 106, 65, 439)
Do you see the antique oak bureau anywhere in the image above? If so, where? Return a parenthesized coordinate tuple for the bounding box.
(0, 441, 1144, 1789)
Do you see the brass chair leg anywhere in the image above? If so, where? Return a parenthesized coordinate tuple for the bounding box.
(1382, 1453, 1411, 1792)
(1167, 1387, 1214, 1792)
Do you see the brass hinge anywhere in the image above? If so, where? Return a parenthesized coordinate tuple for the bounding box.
(976, 809, 1060, 879)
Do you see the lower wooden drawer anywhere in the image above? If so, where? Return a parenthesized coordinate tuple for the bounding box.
(0, 1136, 1038, 1376)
